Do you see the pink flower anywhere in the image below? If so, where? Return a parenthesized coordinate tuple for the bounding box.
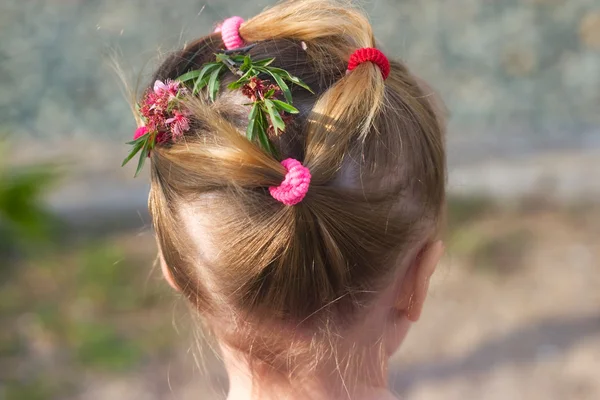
(133, 126, 149, 140)
(153, 80, 168, 95)
(135, 80, 189, 147)
(165, 111, 190, 139)
(153, 79, 181, 100)
(156, 131, 169, 144)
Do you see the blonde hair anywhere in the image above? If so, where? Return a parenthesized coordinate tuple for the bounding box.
(146, 0, 445, 387)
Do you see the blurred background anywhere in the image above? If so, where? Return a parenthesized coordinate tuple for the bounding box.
(1, 0, 599, 399)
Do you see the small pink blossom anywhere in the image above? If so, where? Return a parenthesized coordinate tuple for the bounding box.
(136, 79, 188, 146)
(156, 131, 169, 144)
(165, 111, 190, 139)
(143, 90, 168, 113)
(153, 79, 181, 100)
(153, 80, 168, 95)
(133, 126, 149, 140)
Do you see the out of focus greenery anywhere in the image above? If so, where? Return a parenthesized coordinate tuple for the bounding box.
(0, 159, 58, 257)
(0, 235, 176, 399)
(0, 233, 175, 399)
(0, 152, 175, 400)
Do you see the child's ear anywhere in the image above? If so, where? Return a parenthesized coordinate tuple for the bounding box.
(395, 240, 444, 322)
(159, 250, 180, 291)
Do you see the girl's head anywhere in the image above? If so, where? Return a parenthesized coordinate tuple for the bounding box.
(133, 0, 446, 397)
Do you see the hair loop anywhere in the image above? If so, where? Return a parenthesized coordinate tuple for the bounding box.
(215, 16, 245, 50)
(347, 47, 390, 80)
(269, 158, 311, 206)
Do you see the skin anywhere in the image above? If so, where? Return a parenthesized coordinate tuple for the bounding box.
(160, 240, 444, 400)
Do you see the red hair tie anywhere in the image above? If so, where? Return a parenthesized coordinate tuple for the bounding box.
(347, 47, 390, 80)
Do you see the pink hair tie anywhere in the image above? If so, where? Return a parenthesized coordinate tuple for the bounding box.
(347, 47, 390, 80)
(214, 16, 245, 50)
(269, 158, 311, 206)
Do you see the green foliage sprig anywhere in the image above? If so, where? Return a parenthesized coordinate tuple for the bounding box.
(177, 53, 313, 156)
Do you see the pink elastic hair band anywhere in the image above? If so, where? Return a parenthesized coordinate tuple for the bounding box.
(269, 158, 311, 206)
(214, 16, 245, 50)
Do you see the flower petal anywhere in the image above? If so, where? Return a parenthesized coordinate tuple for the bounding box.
(153, 80, 167, 94)
(133, 126, 149, 140)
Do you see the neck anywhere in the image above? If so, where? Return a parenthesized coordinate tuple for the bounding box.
(221, 345, 398, 400)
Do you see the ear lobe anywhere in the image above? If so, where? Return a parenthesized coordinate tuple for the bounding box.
(400, 240, 444, 322)
(159, 251, 180, 291)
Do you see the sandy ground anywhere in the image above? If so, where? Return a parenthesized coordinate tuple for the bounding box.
(391, 209, 600, 400)
(74, 206, 600, 400)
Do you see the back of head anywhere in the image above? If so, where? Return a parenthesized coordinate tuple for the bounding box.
(140, 0, 445, 388)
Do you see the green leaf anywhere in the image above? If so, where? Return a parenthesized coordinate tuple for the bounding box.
(227, 68, 256, 89)
(289, 77, 313, 93)
(255, 66, 292, 103)
(246, 103, 259, 141)
(271, 73, 292, 103)
(267, 67, 314, 93)
(177, 69, 202, 82)
(228, 70, 252, 90)
(134, 144, 149, 177)
(188, 63, 221, 94)
(271, 99, 299, 114)
(265, 67, 296, 81)
(121, 140, 145, 167)
(228, 81, 242, 90)
(228, 80, 247, 90)
(207, 66, 223, 101)
(192, 74, 210, 95)
(254, 58, 275, 67)
(241, 55, 252, 72)
(215, 53, 232, 63)
(125, 133, 149, 146)
(230, 55, 246, 64)
(192, 74, 211, 95)
(264, 88, 276, 99)
(264, 99, 286, 135)
(255, 111, 277, 156)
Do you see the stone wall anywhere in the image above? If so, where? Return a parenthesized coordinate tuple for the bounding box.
(1, 0, 599, 161)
